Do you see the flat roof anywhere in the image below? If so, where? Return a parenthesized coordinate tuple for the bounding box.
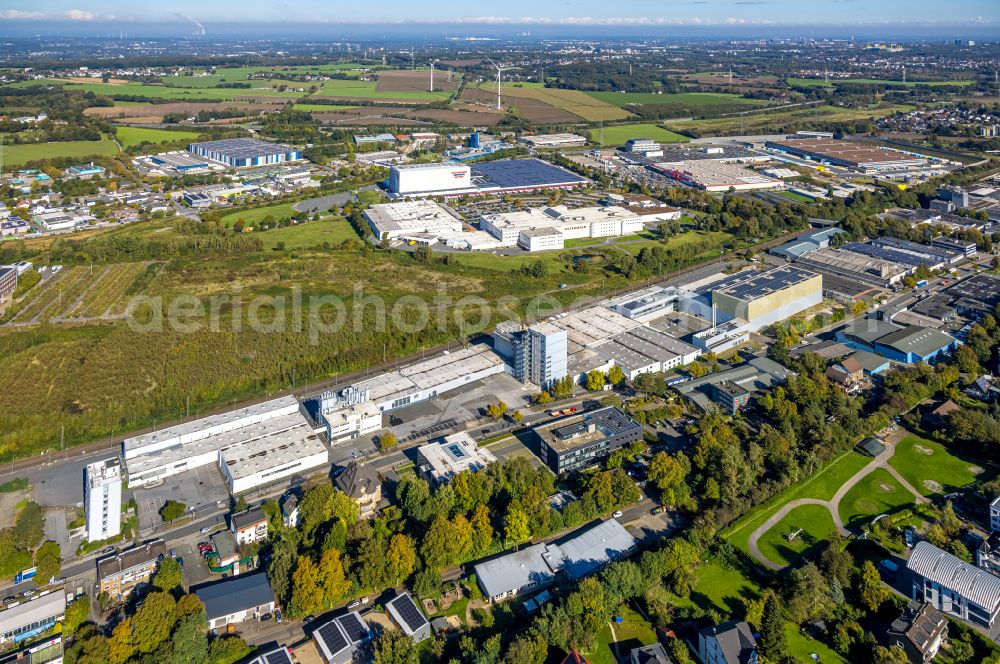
(555, 518, 636, 580)
(714, 265, 819, 301)
(795, 248, 908, 281)
(943, 274, 1000, 310)
(418, 432, 497, 482)
(543, 306, 640, 354)
(767, 138, 925, 167)
(0, 593, 65, 633)
(843, 242, 945, 268)
(219, 424, 327, 482)
(653, 160, 781, 188)
(188, 138, 297, 159)
(471, 158, 587, 190)
(533, 406, 640, 453)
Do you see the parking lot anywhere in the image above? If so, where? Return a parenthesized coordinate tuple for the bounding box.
(132, 464, 231, 534)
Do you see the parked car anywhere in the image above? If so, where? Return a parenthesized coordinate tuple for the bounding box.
(613, 510, 623, 518)
(200, 526, 211, 534)
(175, 557, 184, 567)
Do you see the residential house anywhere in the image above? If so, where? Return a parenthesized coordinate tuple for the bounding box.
(386, 592, 431, 642)
(194, 573, 275, 631)
(630, 643, 675, 663)
(246, 646, 292, 664)
(312, 611, 372, 664)
(696, 621, 758, 664)
(97, 539, 166, 603)
(230, 506, 268, 546)
(825, 356, 865, 387)
(886, 601, 948, 663)
(967, 375, 1000, 402)
(335, 462, 382, 517)
(280, 494, 299, 529)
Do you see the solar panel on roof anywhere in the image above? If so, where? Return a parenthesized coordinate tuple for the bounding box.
(390, 594, 428, 633)
(263, 649, 293, 664)
(337, 611, 370, 643)
(317, 619, 350, 655)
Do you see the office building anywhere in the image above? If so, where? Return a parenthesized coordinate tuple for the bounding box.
(85, 457, 122, 543)
(474, 518, 636, 602)
(991, 495, 1000, 533)
(711, 266, 822, 331)
(194, 573, 276, 630)
(908, 541, 1000, 628)
(417, 432, 497, 485)
(312, 611, 372, 664)
(307, 387, 382, 443)
(886, 601, 948, 664)
(674, 357, 791, 413)
(623, 138, 663, 157)
(607, 286, 679, 322)
(691, 319, 751, 354)
(500, 322, 569, 389)
(0, 594, 65, 645)
(386, 592, 431, 642)
(697, 621, 758, 664)
(931, 236, 977, 258)
(0, 267, 16, 302)
(188, 138, 301, 168)
(97, 539, 166, 603)
(230, 507, 268, 546)
(531, 407, 642, 474)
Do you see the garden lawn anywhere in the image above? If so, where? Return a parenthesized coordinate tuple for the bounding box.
(589, 604, 659, 664)
(115, 126, 200, 148)
(1, 138, 119, 167)
(590, 123, 690, 147)
(786, 623, 849, 664)
(257, 218, 359, 251)
(756, 504, 838, 568)
(724, 451, 871, 555)
(838, 468, 916, 530)
(888, 433, 987, 497)
(671, 560, 761, 616)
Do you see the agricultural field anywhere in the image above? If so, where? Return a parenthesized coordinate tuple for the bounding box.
(476, 82, 632, 122)
(888, 433, 991, 497)
(788, 77, 975, 88)
(315, 78, 451, 102)
(755, 504, 838, 569)
(666, 104, 915, 137)
(84, 100, 288, 124)
(114, 126, 201, 149)
(586, 91, 765, 108)
(1, 138, 119, 167)
(11, 79, 307, 101)
(838, 469, 915, 530)
(376, 69, 460, 93)
(590, 123, 690, 146)
(291, 103, 359, 112)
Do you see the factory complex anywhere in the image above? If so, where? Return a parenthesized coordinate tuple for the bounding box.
(187, 138, 302, 168)
(386, 158, 587, 198)
(765, 137, 929, 173)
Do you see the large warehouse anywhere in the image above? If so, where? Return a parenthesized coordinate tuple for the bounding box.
(387, 159, 587, 198)
(765, 138, 927, 173)
(711, 265, 823, 331)
(479, 204, 656, 250)
(188, 138, 302, 168)
(793, 247, 909, 288)
(650, 160, 783, 192)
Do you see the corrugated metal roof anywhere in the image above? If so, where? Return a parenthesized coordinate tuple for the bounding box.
(908, 541, 1000, 610)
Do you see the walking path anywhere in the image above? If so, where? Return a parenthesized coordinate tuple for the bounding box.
(747, 436, 928, 571)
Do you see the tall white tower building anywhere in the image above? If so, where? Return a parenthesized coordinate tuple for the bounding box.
(85, 457, 122, 542)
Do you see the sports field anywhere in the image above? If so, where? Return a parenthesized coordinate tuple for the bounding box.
(788, 77, 975, 88)
(1, 138, 119, 167)
(115, 126, 201, 149)
(586, 91, 764, 108)
(477, 82, 631, 122)
(590, 123, 690, 146)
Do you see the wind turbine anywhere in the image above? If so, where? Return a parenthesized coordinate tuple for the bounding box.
(429, 59, 438, 92)
(485, 57, 516, 111)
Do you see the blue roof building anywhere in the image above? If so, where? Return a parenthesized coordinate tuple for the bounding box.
(873, 325, 959, 364)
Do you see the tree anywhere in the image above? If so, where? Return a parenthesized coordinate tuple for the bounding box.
(168, 612, 209, 664)
(160, 500, 187, 522)
(512, 410, 524, 424)
(412, 568, 441, 597)
(379, 432, 399, 450)
(319, 548, 351, 605)
(63, 595, 90, 635)
(290, 556, 323, 616)
(486, 401, 508, 420)
(758, 592, 788, 662)
(266, 536, 298, 605)
(501, 632, 548, 664)
(132, 591, 178, 654)
(859, 560, 888, 611)
(648, 452, 691, 507)
(534, 391, 553, 405)
(504, 501, 531, 546)
(688, 362, 708, 378)
(586, 369, 606, 392)
(607, 365, 626, 386)
(154, 557, 183, 592)
(207, 635, 251, 664)
(385, 534, 417, 584)
(873, 645, 911, 664)
(108, 618, 136, 664)
(34, 540, 60, 583)
(373, 628, 418, 664)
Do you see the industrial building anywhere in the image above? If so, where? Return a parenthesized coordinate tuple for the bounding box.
(307, 387, 383, 443)
(188, 138, 301, 168)
(931, 236, 977, 258)
(195, 573, 276, 631)
(97, 539, 166, 604)
(607, 286, 680, 321)
(479, 204, 659, 250)
(387, 159, 587, 198)
(122, 395, 329, 494)
(138, 151, 217, 175)
(842, 241, 949, 271)
(622, 138, 663, 158)
(710, 265, 823, 332)
(908, 541, 1000, 628)
(363, 199, 463, 242)
(0, 592, 65, 644)
(691, 319, 751, 354)
(417, 432, 498, 484)
(604, 193, 683, 220)
(85, 457, 122, 543)
(836, 318, 958, 364)
(348, 344, 505, 413)
(769, 227, 845, 261)
(650, 160, 783, 192)
(531, 406, 642, 474)
(872, 236, 962, 266)
(574, 326, 700, 380)
(518, 133, 588, 148)
(793, 247, 908, 288)
(493, 321, 569, 389)
(646, 144, 769, 166)
(765, 138, 928, 173)
(473, 518, 636, 602)
(934, 274, 1000, 321)
(673, 357, 792, 413)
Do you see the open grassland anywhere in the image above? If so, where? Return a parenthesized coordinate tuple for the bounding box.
(477, 82, 631, 122)
(756, 504, 838, 569)
(376, 70, 460, 93)
(724, 451, 871, 555)
(586, 91, 764, 107)
(590, 123, 690, 146)
(315, 78, 451, 102)
(257, 218, 359, 251)
(292, 103, 359, 112)
(666, 104, 915, 137)
(218, 202, 302, 227)
(0, 138, 119, 167)
(788, 77, 975, 87)
(888, 433, 992, 497)
(838, 469, 914, 530)
(114, 126, 201, 148)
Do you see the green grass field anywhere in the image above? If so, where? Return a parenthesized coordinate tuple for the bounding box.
(315, 79, 450, 101)
(724, 451, 871, 555)
(115, 126, 200, 148)
(257, 218, 359, 250)
(1, 138, 119, 167)
(18, 79, 306, 100)
(676, 561, 761, 616)
(586, 91, 764, 107)
(589, 605, 659, 664)
(888, 433, 988, 497)
(788, 77, 975, 88)
(786, 623, 849, 664)
(218, 202, 301, 227)
(756, 504, 838, 569)
(839, 469, 915, 530)
(590, 123, 690, 146)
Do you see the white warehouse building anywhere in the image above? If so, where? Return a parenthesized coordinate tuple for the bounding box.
(388, 163, 474, 197)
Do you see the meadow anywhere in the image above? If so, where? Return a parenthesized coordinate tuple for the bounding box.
(115, 126, 201, 149)
(0, 138, 120, 167)
(888, 433, 991, 497)
(787, 77, 975, 88)
(315, 78, 451, 102)
(590, 123, 690, 146)
(585, 91, 765, 108)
